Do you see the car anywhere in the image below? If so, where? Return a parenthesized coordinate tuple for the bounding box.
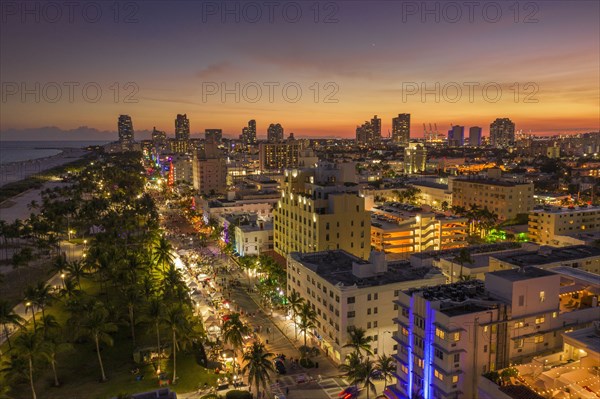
(274, 359, 286, 375)
(338, 386, 359, 399)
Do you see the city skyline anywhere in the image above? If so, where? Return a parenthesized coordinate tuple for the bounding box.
(1, 1, 599, 139)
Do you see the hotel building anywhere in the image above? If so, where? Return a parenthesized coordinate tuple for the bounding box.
(528, 205, 600, 246)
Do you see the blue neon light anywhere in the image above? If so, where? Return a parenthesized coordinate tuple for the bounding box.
(423, 302, 435, 399)
(407, 296, 415, 398)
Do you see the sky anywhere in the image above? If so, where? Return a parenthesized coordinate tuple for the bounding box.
(1, 0, 599, 140)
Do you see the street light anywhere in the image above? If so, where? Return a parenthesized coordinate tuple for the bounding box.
(60, 273, 66, 288)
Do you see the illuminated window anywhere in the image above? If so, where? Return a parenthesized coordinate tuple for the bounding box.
(514, 321, 524, 329)
(401, 327, 409, 336)
(539, 291, 545, 302)
(535, 316, 545, 324)
(483, 326, 489, 332)
(452, 375, 459, 383)
(534, 335, 544, 344)
(435, 328, 445, 339)
(552, 312, 557, 318)
(415, 357, 424, 369)
(401, 364, 408, 374)
(453, 332, 460, 342)
(434, 369, 444, 381)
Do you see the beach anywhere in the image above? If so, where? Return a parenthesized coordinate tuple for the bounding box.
(0, 147, 87, 187)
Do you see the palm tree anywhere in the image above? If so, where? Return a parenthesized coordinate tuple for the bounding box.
(79, 306, 117, 382)
(122, 286, 142, 347)
(65, 259, 88, 289)
(147, 297, 164, 357)
(298, 303, 316, 356)
(286, 291, 304, 340)
(451, 248, 474, 282)
(359, 357, 377, 399)
(222, 313, 251, 373)
(153, 235, 175, 271)
(376, 354, 396, 390)
(0, 299, 24, 349)
(344, 327, 373, 359)
(162, 305, 188, 383)
(340, 351, 362, 385)
(13, 329, 51, 399)
(29, 282, 54, 337)
(241, 342, 274, 398)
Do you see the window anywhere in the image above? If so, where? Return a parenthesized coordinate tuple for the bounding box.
(515, 339, 524, 349)
(514, 321, 524, 328)
(367, 294, 372, 301)
(435, 328, 445, 340)
(435, 348, 444, 360)
(347, 297, 355, 304)
(401, 364, 408, 374)
(374, 293, 378, 300)
(518, 295, 525, 306)
(367, 322, 372, 329)
(373, 321, 378, 328)
(347, 311, 355, 318)
(453, 354, 460, 363)
(484, 325, 489, 332)
(452, 375, 459, 384)
(453, 332, 460, 342)
(484, 345, 488, 353)
(552, 311, 557, 318)
(434, 369, 444, 381)
(374, 307, 378, 314)
(401, 327, 409, 336)
(367, 308, 371, 315)
(415, 357, 424, 368)
(535, 316, 545, 324)
(539, 291, 545, 302)
(534, 335, 544, 344)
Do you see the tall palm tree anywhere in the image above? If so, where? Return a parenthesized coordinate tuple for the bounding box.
(147, 297, 164, 357)
(344, 327, 373, 359)
(0, 299, 24, 349)
(451, 248, 474, 282)
(286, 291, 304, 340)
(298, 303, 317, 355)
(122, 286, 142, 347)
(23, 286, 39, 331)
(222, 313, 251, 373)
(359, 357, 377, 399)
(241, 342, 274, 398)
(78, 306, 117, 382)
(340, 351, 362, 385)
(13, 329, 51, 399)
(376, 354, 396, 390)
(153, 235, 175, 271)
(162, 305, 188, 383)
(30, 282, 54, 337)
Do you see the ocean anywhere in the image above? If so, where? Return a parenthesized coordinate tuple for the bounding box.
(0, 141, 108, 164)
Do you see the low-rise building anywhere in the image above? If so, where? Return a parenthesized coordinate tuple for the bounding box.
(489, 245, 600, 275)
(287, 250, 446, 364)
(450, 177, 534, 221)
(370, 203, 468, 258)
(387, 266, 600, 399)
(529, 205, 600, 246)
(411, 180, 453, 210)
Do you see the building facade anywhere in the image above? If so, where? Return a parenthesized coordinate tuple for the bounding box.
(258, 141, 302, 171)
(528, 206, 600, 246)
(392, 114, 411, 146)
(267, 123, 284, 143)
(451, 178, 534, 221)
(118, 114, 134, 150)
(404, 143, 427, 174)
(192, 144, 227, 195)
(490, 118, 515, 149)
(273, 165, 370, 260)
(287, 250, 446, 364)
(469, 126, 482, 147)
(175, 113, 190, 141)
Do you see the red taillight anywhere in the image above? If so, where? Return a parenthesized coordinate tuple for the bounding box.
(343, 394, 351, 399)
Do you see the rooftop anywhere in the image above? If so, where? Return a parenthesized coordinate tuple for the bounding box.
(291, 250, 442, 288)
(564, 323, 600, 355)
(491, 245, 600, 267)
(410, 242, 523, 260)
(531, 205, 599, 214)
(488, 267, 557, 282)
(453, 177, 531, 187)
(411, 180, 449, 190)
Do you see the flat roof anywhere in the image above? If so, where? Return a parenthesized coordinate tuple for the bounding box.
(410, 242, 523, 260)
(488, 267, 557, 282)
(411, 181, 449, 190)
(563, 325, 600, 355)
(291, 250, 442, 288)
(453, 177, 531, 187)
(550, 266, 600, 287)
(530, 205, 599, 214)
(491, 245, 600, 267)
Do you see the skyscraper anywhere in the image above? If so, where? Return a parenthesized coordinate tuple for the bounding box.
(392, 113, 411, 145)
(469, 126, 482, 147)
(355, 115, 382, 146)
(490, 118, 515, 148)
(117, 115, 134, 149)
(205, 129, 222, 144)
(151, 126, 167, 151)
(448, 125, 464, 147)
(175, 114, 190, 141)
(247, 119, 257, 144)
(267, 123, 284, 143)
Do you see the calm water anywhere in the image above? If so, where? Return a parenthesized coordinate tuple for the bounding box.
(0, 141, 108, 164)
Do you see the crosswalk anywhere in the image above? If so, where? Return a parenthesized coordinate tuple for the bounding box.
(318, 376, 349, 399)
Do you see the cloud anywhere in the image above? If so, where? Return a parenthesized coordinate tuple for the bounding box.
(0, 126, 152, 141)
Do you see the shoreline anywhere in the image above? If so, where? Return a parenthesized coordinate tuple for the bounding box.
(0, 147, 87, 187)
